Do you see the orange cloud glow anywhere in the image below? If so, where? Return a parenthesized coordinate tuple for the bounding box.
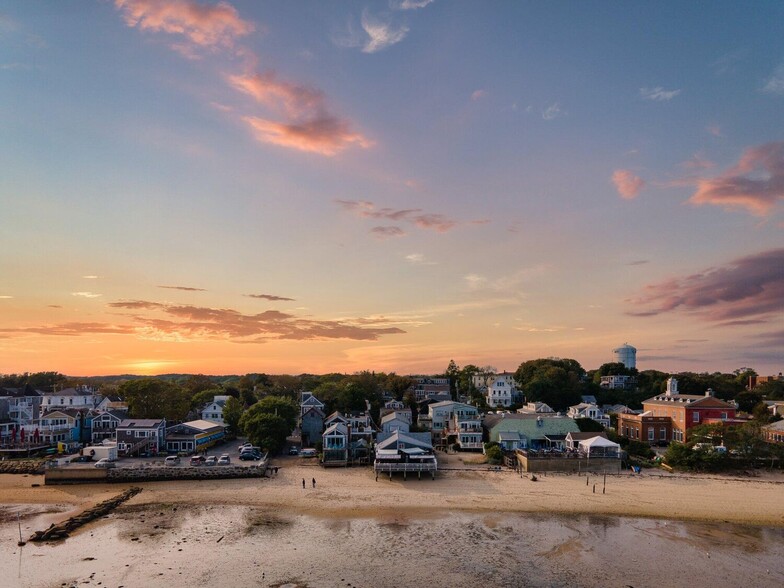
(229, 71, 371, 156)
(611, 169, 645, 199)
(114, 0, 254, 48)
(689, 142, 784, 216)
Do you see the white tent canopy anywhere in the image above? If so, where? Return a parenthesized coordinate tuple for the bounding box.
(578, 436, 621, 455)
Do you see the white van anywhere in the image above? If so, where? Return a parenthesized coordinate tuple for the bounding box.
(164, 455, 180, 466)
(300, 448, 317, 458)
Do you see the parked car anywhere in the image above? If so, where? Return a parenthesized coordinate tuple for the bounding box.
(217, 454, 231, 465)
(94, 458, 116, 469)
(300, 448, 317, 458)
(72, 455, 93, 463)
(204, 456, 217, 466)
(240, 446, 261, 455)
(239, 451, 262, 461)
(288, 446, 299, 456)
(189, 455, 205, 466)
(238, 443, 253, 453)
(164, 455, 180, 466)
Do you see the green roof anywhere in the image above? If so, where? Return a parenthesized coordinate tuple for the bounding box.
(488, 416, 580, 442)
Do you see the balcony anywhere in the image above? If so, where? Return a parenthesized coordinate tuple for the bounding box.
(458, 442, 483, 450)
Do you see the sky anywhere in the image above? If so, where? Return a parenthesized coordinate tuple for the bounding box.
(1, 1, 783, 377)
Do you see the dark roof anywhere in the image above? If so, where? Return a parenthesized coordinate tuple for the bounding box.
(644, 394, 734, 408)
(0, 386, 43, 398)
(118, 419, 165, 429)
(566, 432, 609, 441)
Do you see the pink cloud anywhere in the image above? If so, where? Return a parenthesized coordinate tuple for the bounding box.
(680, 153, 715, 170)
(611, 170, 645, 199)
(242, 115, 371, 156)
(688, 142, 784, 216)
(371, 226, 406, 239)
(114, 0, 253, 48)
(229, 71, 372, 156)
(106, 300, 404, 342)
(336, 199, 471, 234)
(627, 248, 784, 323)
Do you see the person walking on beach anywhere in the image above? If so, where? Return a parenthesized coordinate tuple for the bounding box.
(312, 477, 316, 488)
(302, 478, 305, 489)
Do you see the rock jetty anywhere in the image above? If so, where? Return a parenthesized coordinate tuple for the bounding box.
(0, 459, 45, 475)
(29, 486, 142, 542)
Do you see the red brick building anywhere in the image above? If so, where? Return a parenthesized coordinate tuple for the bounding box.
(617, 413, 672, 445)
(762, 421, 784, 444)
(618, 377, 739, 444)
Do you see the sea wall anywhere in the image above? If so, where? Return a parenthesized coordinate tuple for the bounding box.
(44, 464, 267, 484)
(0, 459, 46, 475)
(517, 454, 621, 474)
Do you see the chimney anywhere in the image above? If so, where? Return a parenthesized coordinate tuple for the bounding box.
(705, 388, 715, 397)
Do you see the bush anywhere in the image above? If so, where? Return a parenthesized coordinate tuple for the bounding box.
(625, 440, 655, 460)
(484, 443, 503, 464)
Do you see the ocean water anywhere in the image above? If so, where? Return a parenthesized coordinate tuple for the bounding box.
(2, 504, 783, 587)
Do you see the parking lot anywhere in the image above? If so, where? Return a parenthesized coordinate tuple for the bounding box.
(60, 438, 268, 469)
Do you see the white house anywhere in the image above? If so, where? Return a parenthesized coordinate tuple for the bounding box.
(485, 372, 520, 408)
(201, 395, 230, 426)
(40, 386, 101, 414)
(517, 402, 555, 414)
(567, 403, 611, 428)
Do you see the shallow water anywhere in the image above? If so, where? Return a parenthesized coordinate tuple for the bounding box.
(2, 504, 783, 587)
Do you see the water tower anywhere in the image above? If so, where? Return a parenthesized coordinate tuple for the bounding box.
(613, 343, 637, 370)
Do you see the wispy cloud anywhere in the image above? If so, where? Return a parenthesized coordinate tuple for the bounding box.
(405, 253, 436, 265)
(471, 89, 487, 102)
(336, 199, 484, 234)
(114, 0, 254, 51)
(627, 248, 784, 323)
(762, 62, 784, 95)
(82, 275, 99, 279)
(244, 293, 295, 302)
(688, 142, 784, 215)
(106, 300, 405, 342)
(71, 292, 102, 298)
(611, 170, 645, 199)
(229, 71, 372, 156)
(393, 0, 435, 9)
(360, 9, 408, 53)
(0, 322, 136, 336)
(640, 87, 681, 101)
(626, 260, 650, 266)
(157, 285, 207, 292)
(371, 226, 406, 239)
(542, 102, 563, 120)
(0, 295, 13, 299)
(710, 49, 747, 75)
(464, 266, 547, 293)
(706, 124, 723, 137)
(680, 153, 715, 170)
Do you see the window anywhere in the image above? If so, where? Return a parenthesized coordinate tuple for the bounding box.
(660, 428, 667, 440)
(721, 412, 727, 420)
(693, 412, 700, 423)
(648, 429, 654, 441)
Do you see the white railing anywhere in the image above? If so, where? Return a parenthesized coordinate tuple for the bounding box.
(459, 442, 483, 449)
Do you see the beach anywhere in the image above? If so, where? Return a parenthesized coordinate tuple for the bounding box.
(3, 454, 784, 526)
(2, 459, 784, 587)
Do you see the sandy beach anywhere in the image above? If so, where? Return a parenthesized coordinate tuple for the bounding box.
(2, 454, 784, 527)
(2, 457, 784, 588)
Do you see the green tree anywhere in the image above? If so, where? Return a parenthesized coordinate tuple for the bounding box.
(514, 358, 585, 411)
(575, 418, 605, 432)
(756, 379, 784, 400)
(245, 395, 299, 431)
(240, 412, 290, 454)
(445, 359, 459, 399)
(222, 396, 244, 434)
(735, 390, 763, 413)
(119, 378, 190, 421)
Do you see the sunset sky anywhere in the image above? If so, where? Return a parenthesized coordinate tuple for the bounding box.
(1, 1, 783, 377)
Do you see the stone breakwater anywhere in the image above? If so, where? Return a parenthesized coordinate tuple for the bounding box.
(106, 464, 267, 483)
(29, 487, 143, 542)
(0, 459, 45, 475)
